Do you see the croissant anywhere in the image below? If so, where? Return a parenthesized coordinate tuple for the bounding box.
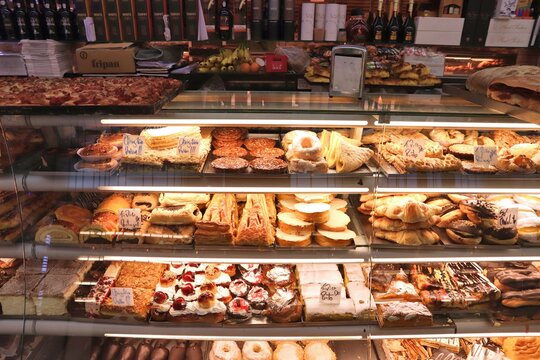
(336, 142, 374, 173)
(373, 200, 442, 224)
(375, 229, 440, 245)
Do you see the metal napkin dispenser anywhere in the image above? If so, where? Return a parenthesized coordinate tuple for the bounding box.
(329, 45, 367, 99)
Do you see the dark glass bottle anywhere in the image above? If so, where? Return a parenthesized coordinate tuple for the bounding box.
(0, 0, 16, 40)
(14, 0, 30, 39)
(346, 8, 369, 44)
(28, 0, 45, 39)
(386, 0, 400, 43)
(58, 0, 75, 40)
(215, 0, 233, 40)
(401, 0, 415, 44)
(43, 0, 58, 39)
(371, 0, 385, 43)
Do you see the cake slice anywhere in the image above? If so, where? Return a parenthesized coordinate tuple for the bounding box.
(275, 228, 311, 247)
(297, 270, 343, 286)
(296, 264, 339, 273)
(343, 263, 366, 284)
(346, 281, 376, 321)
(48, 260, 93, 280)
(0, 274, 44, 315)
(304, 298, 356, 321)
(32, 274, 80, 316)
(300, 283, 346, 300)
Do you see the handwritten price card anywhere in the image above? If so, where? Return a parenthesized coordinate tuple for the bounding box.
(178, 137, 200, 156)
(474, 146, 497, 167)
(123, 134, 144, 156)
(319, 283, 342, 305)
(402, 139, 426, 158)
(111, 287, 134, 306)
(119, 208, 142, 230)
(498, 207, 518, 229)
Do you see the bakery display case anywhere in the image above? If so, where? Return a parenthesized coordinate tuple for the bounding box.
(0, 73, 539, 359)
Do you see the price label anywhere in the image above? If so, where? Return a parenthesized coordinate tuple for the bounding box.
(474, 146, 497, 167)
(319, 283, 341, 305)
(498, 207, 518, 229)
(119, 208, 142, 230)
(111, 287, 134, 306)
(402, 139, 426, 158)
(123, 134, 144, 156)
(178, 137, 200, 156)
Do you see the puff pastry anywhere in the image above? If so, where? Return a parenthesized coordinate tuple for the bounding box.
(236, 194, 275, 246)
(335, 142, 373, 173)
(149, 204, 202, 225)
(375, 229, 440, 245)
(132, 193, 159, 211)
(370, 215, 440, 231)
(372, 200, 442, 224)
(195, 194, 238, 245)
(159, 193, 210, 207)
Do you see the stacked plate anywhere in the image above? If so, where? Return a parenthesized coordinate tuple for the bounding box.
(20, 39, 73, 77)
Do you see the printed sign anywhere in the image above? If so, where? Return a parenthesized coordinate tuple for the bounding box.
(319, 283, 341, 304)
(499, 207, 518, 229)
(402, 138, 426, 158)
(123, 134, 144, 156)
(474, 146, 498, 167)
(111, 287, 134, 306)
(119, 208, 142, 230)
(178, 137, 200, 156)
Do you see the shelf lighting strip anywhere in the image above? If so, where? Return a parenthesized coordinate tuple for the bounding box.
(377, 187, 540, 194)
(372, 256, 540, 263)
(370, 332, 540, 340)
(97, 186, 370, 194)
(101, 119, 370, 127)
(77, 255, 365, 264)
(374, 120, 540, 130)
(104, 334, 365, 340)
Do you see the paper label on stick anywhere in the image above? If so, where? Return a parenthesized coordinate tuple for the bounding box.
(498, 207, 518, 229)
(474, 146, 497, 167)
(178, 137, 200, 156)
(111, 287, 134, 306)
(119, 208, 141, 230)
(319, 283, 341, 304)
(123, 134, 144, 156)
(402, 138, 426, 158)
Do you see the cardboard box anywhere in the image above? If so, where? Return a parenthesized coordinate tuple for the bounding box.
(76, 43, 136, 74)
(414, 17, 464, 45)
(485, 18, 535, 47)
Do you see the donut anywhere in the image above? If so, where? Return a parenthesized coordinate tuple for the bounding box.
(291, 133, 322, 161)
(242, 341, 272, 360)
(429, 129, 465, 147)
(272, 342, 303, 360)
(209, 341, 242, 360)
(304, 342, 336, 360)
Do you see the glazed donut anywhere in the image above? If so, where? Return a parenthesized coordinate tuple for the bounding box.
(429, 129, 465, 147)
(242, 341, 272, 360)
(290, 133, 322, 161)
(209, 341, 242, 360)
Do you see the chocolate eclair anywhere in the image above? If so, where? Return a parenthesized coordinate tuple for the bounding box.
(495, 269, 540, 291)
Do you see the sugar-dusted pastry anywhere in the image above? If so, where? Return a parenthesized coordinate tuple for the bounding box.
(297, 270, 343, 287)
(428, 129, 465, 147)
(347, 281, 376, 321)
(195, 194, 238, 245)
(303, 297, 356, 321)
(159, 193, 210, 207)
(209, 341, 242, 360)
(141, 126, 201, 150)
(265, 288, 302, 323)
(376, 301, 433, 328)
(335, 142, 373, 173)
(242, 341, 272, 360)
(132, 193, 159, 211)
(273, 342, 303, 360)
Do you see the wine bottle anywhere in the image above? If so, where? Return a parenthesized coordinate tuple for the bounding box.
(42, 0, 58, 39)
(13, 0, 30, 39)
(386, 0, 399, 43)
(371, 0, 385, 43)
(58, 0, 75, 40)
(28, 0, 45, 39)
(215, 0, 233, 40)
(0, 0, 16, 40)
(401, 0, 415, 44)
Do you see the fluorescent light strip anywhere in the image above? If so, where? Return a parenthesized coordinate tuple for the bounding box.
(372, 256, 540, 263)
(101, 119, 369, 127)
(377, 188, 540, 194)
(78, 256, 365, 264)
(374, 120, 540, 130)
(370, 332, 540, 340)
(98, 186, 369, 194)
(105, 334, 364, 341)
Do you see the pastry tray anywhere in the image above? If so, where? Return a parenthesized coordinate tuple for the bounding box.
(0, 87, 182, 115)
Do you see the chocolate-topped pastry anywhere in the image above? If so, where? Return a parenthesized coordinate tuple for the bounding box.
(150, 346, 169, 360)
(227, 297, 252, 321)
(445, 220, 482, 245)
(495, 269, 540, 291)
(502, 288, 540, 308)
(185, 342, 203, 360)
(247, 286, 269, 313)
(135, 341, 152, 360)
(168, 342, 187, 360)
(483, 226, 518, 245)
(459, 199, 498, 225)
(229, 279, 249, 297)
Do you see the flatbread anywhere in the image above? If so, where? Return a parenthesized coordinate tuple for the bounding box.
(466, 65, 540, 95)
